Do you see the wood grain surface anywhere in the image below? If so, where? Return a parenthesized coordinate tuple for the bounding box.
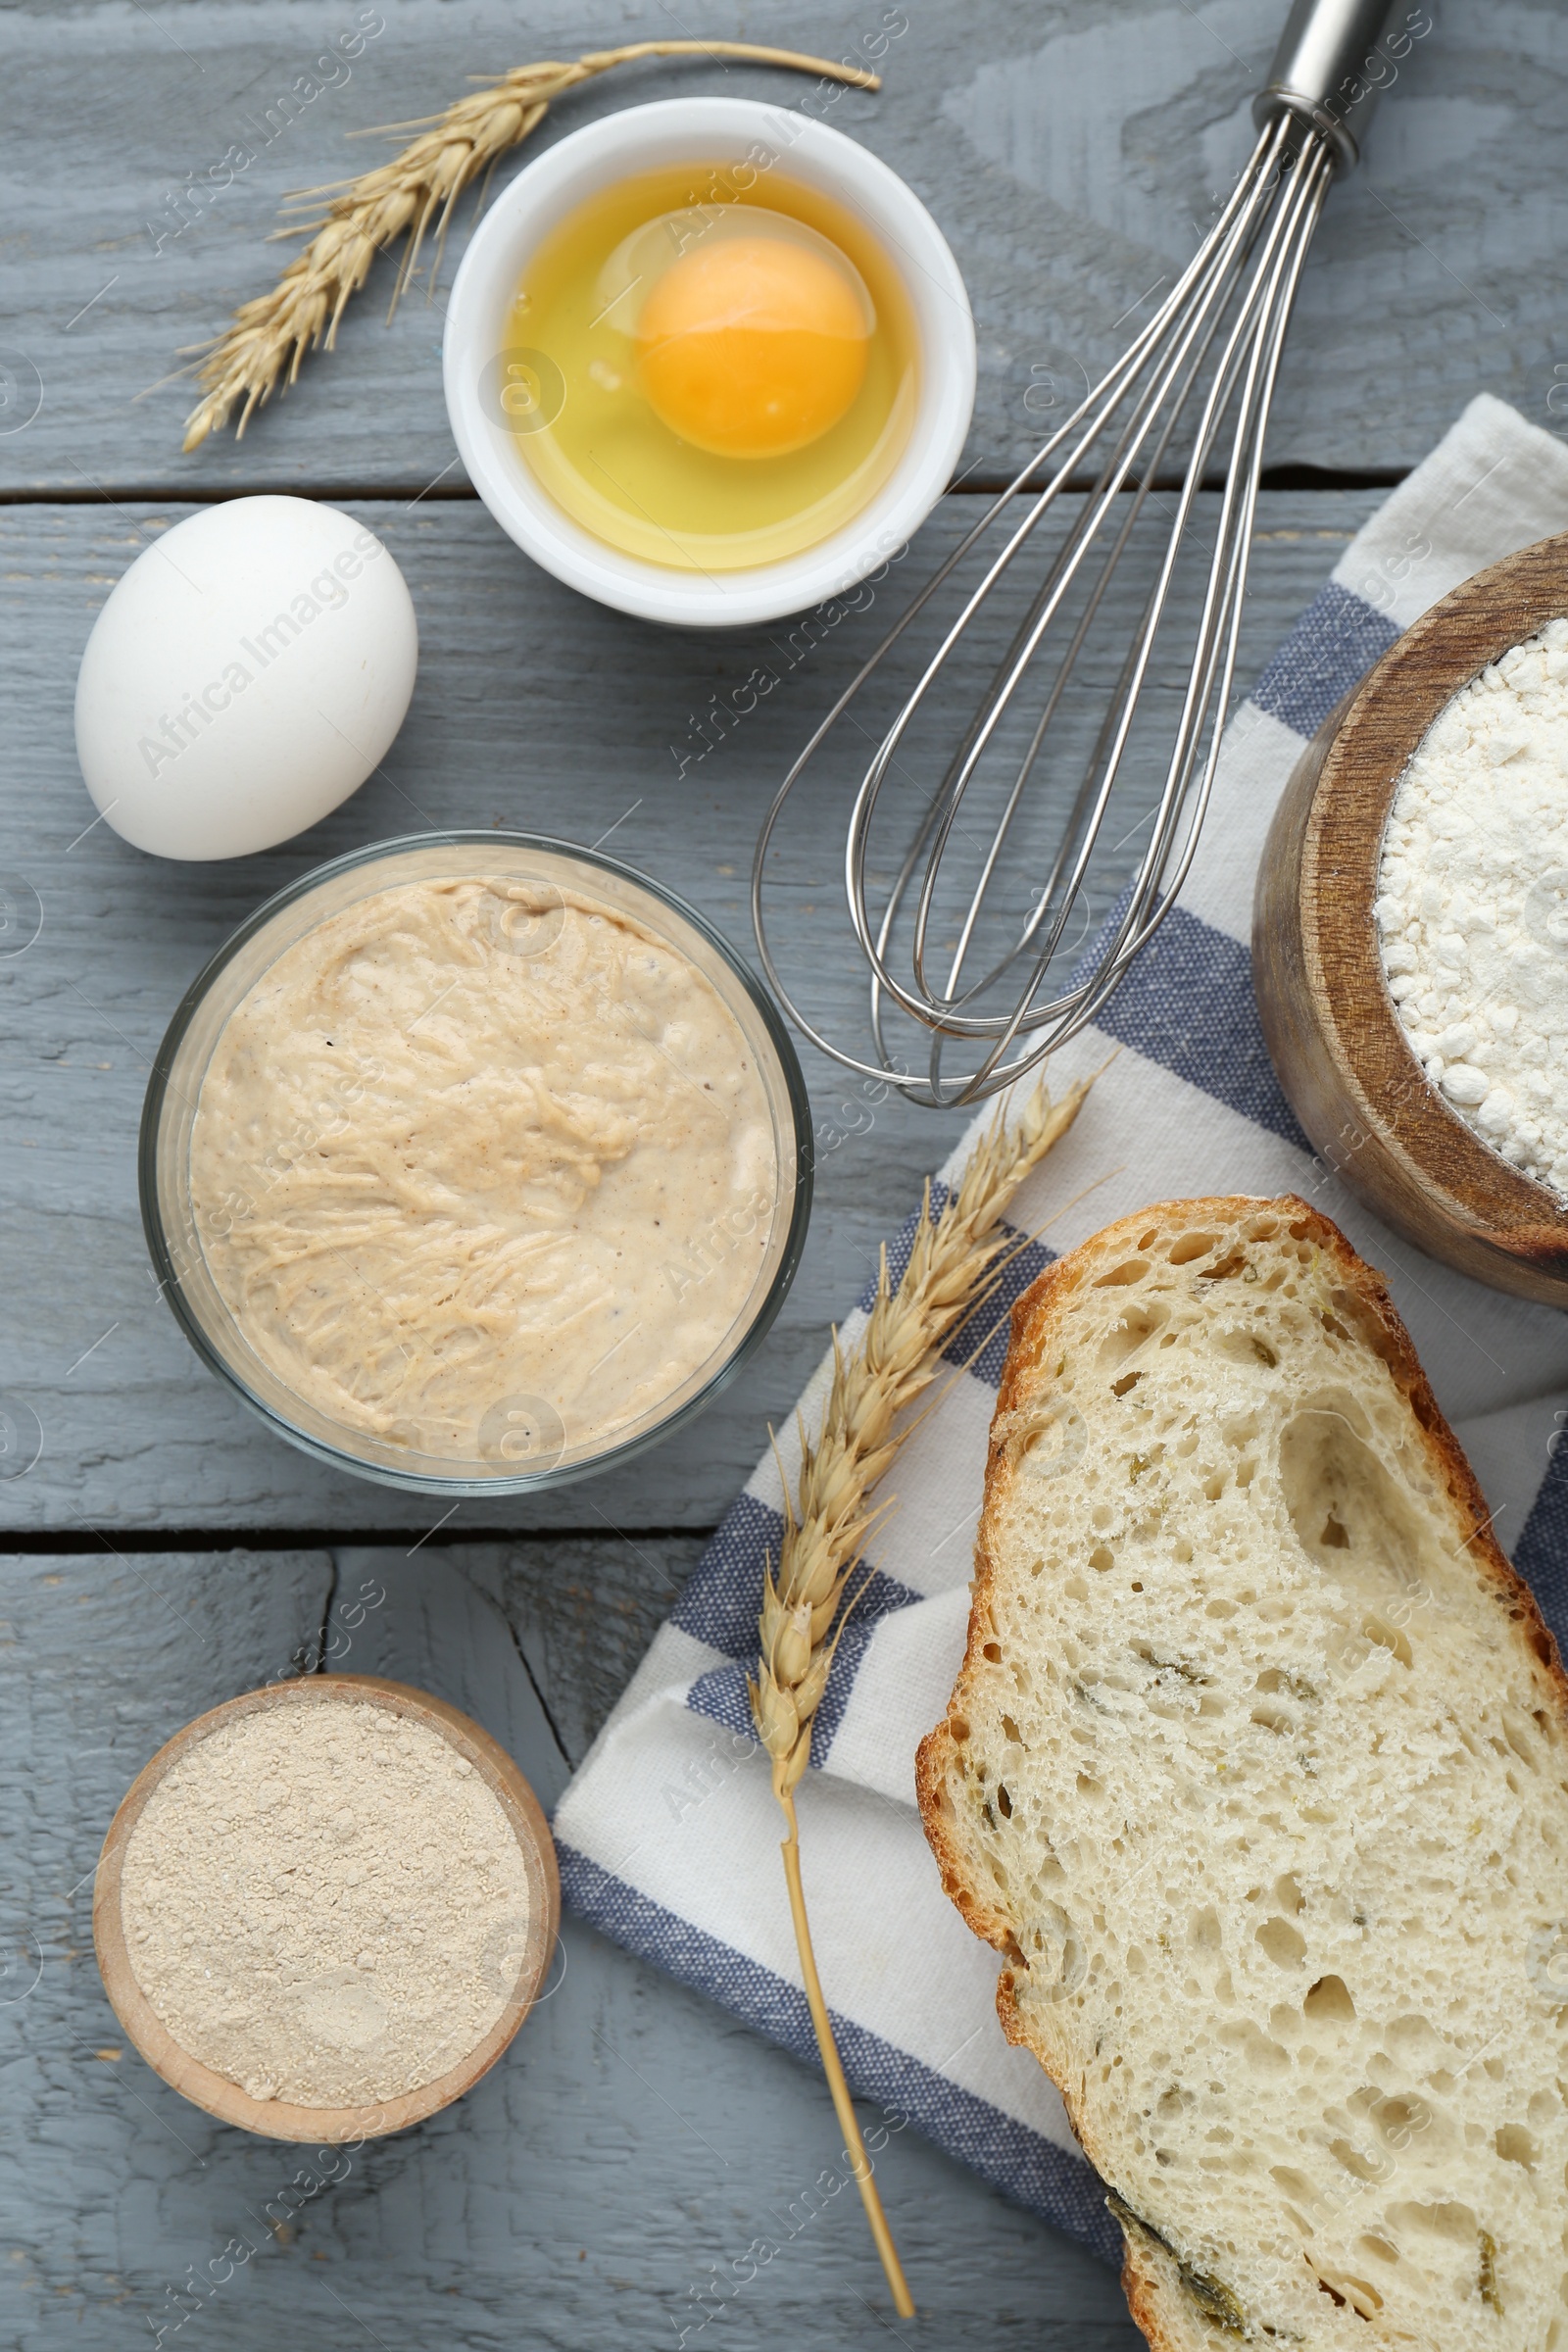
(0, 1548, 1143, 2351)
(1, 488, 1379, 1533)
(1254, 532, 1568, 1303)
(0, 0, 1560, 494)
(1, 0, 1556, 2340)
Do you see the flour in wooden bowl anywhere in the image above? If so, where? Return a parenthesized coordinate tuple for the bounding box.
(119, 1697, 532, 2108)
(1376, 615, 1568, 1197)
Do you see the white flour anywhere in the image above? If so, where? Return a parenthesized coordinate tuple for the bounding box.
(1376, 615, 1568, 1200)
(120, 1696, 532, 2108)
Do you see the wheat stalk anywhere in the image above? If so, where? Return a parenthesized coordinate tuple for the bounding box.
(748, 1072, 1094, 2319)
(179, 40, 881, 452)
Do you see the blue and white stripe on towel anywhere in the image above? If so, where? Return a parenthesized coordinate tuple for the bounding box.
(555, 396, 1568, 2248)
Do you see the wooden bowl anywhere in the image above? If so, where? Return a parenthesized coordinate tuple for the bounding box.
(93, 1674, 560, 2143)
(1253, 531, 1568, 1306)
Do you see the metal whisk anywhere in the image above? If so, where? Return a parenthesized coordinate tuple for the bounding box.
(754, 0, 1405, 1107)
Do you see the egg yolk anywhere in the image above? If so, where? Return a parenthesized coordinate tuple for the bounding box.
(636, 235, 870, 461)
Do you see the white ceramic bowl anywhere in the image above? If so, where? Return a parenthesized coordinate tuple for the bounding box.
(443, 97, 976, 627)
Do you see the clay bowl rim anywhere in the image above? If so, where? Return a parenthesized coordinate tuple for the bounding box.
(1294, 529, 1568, 1262)
(93, 1674, 561, 2144)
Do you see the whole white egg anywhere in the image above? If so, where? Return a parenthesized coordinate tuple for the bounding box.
(74, 495, 418, 860)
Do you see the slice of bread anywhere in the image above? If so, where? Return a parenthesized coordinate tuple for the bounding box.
(917, 1196, 1568, 2350)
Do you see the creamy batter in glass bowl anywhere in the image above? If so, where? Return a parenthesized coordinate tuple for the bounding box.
(141, 834, 811, 1494)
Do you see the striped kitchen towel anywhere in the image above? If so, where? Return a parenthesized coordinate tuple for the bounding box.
(553, 394, 1568, 2258)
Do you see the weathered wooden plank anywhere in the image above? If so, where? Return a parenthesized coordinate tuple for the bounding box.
(0, 0, 1559, 495)
(0, 489, 1379, 1530)
(461, 1535, 709, 1769)
(328, 1548, 573, 1806)
(0, 1546, 1142, 2351)
(0, 1546, 338, 2305)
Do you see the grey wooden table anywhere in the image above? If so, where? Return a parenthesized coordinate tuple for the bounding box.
(1, 3, 1560, 2344)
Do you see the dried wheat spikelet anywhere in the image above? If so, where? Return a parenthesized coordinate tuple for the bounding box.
(747, 1071, 1094, 2320)
(180, 41, 880, 452)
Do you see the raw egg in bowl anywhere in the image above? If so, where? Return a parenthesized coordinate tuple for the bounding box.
(443, 99, 975, 627)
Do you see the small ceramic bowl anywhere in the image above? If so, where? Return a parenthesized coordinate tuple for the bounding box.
(1253, 530, 1568, 1305)
(94, 1676, 560, 2143)
(442, 95, 975, 627)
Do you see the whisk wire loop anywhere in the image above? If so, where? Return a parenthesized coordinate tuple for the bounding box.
(754, 83, 1348, 1109)
(850, 126, 1297, 1007)
(904, 122, 1321, 1055)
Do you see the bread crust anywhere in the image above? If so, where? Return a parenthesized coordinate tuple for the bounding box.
(914, 1193, 1568, 2348)
(1119, 2230, 1228, 2352)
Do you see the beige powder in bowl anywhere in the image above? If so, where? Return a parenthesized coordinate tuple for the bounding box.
(119, 1697, 532, 2108)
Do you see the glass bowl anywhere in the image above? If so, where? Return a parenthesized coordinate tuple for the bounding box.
(140, 832, 812, 1494)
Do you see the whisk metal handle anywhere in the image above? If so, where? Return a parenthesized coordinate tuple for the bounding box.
(1253, 0, 1413, 173)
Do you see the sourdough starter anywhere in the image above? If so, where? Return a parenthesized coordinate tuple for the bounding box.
(189, 878, 778, 1459)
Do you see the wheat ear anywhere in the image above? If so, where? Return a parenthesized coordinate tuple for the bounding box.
(179, 41, 880, 452)
(747, 1073, 1093, 2319)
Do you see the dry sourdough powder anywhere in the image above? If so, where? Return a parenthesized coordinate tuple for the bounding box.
(120, 1697, 532, 2108)
(1376, 614, 1568, 1198)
